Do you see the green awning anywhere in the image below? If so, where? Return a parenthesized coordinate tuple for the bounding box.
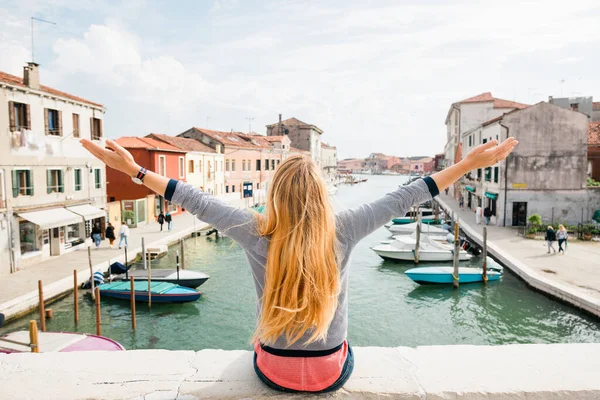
(465, 186, 475, 193)
(484, 192, 498, 200)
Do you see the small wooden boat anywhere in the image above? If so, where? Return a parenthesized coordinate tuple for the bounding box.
(405, 266, 501, 284)
(114, 269, 209, 289)
(98, 281, 201, 303)
(0, 331, 124, 353)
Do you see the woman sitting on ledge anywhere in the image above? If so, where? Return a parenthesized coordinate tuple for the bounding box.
(81, 137, 517, 393)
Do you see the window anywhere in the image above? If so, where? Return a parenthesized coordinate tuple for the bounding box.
(91, 117, 103, 140)
(178, 157, 185, 178)
(483, 138, 487, 144)
(242, 160, 246, 171)
(72, 113, 80, 138)
(570, 103, 579, 111)
(94, 168, 102, 189)
(231, 185, 235, 193)
(19, 221, 38, 254)
(247, 160, 252, 172)
(66, 223, 80, 241)
(159, 156, 166, 176)
(256, 183, 260, 189)
(226, 185, 229, 193)
(47, 169, 64, 193)
(226, 159, 230, 172)
(188, 160, 194, 173)
(74, 169, 83, 191)
(45, 108, 62, 136)
(265, 159, 269, 171)
(271, 159, 275, 170)
(8, 102, 30, 131)
(12, 170, 33, 196)
(477, 168, 482, 180)
(469, 136, 472, 147)
(277, 160, 280, 165)
(232, 160, 236, 172)
(494, 167, 499, 183)
(256, 159, 261, 171)
(484, 167, 492, 182)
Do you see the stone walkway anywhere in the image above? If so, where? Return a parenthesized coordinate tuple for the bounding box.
(438, 194, 600, 315)
(0, 212, 208, 321)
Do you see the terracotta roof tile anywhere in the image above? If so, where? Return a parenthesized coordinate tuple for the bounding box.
(321, 142, 336, 149)
(263, 135, 287, 142)
(146, 133, 215, 153)
(0, 70, 103, 108)
(116, 137, 185, 152)
(457, 92, 528, 110)
(589, 122, 600, 146)
(192, 128, 270, 149)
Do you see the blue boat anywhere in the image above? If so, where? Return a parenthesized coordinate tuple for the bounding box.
(405, 266, 501, 285)
(97, 281, 201, 303)
(392, 217, 443, 225)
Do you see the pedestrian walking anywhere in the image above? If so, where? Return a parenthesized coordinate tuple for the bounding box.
(118, 221, 130, 249)
(82, 125, 517, 394)
(484, 207, 491, 225)
(475, 205, 482, 225)
(557, 224, 568, 255)
(545, 226, 557, 254)
(158, 211, 165, 231)
(91, 223, 102, 249)
(445, 187, 449, 195)
(459, 195, 464, 210)
(105, 222, 116, 249)
(165, 212, 172, 231)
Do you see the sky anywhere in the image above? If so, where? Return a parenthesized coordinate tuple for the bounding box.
(1, 0, 599, 159)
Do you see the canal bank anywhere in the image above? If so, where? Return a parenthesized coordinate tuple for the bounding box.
(2, 343, 600, 399)
(436, 194, 600, 318)
(0, 212, 211, 323)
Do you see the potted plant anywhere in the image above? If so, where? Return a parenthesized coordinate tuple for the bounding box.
(526, 227, 537, 239)
(527, 214, 542, 226)
(582, 224, 594, 241)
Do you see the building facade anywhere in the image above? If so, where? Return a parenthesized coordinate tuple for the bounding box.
(107, 137, 187, 227)
(179, 128, 290, 204)
(337, 158, 364, 173)
(320, 142, 337, 183)
(444, 92, 529, 197)
(0, 63, 106, 273)
(459, 102, 593, 226)
(146, 133, 224, 196)
(266, 116, 322, 168)
(589, 122, 600, 181)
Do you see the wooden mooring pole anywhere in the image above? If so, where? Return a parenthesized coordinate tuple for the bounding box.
(180, 239, 185, 270)
(95, 287, 101, 336)
(414, 213, 421, 264)
(29, 320, 39, 353)
(73, 269, 79, 324)
(453, 221, 460, 288)
(130, 276, 136, 331)
(88, 247, 95, 301)
(482, 227, 488, 284)
(37, 281, 46, 332)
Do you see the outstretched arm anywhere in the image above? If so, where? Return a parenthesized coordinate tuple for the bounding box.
(80, 139, 257, 247)
(337, 138, 518, 244)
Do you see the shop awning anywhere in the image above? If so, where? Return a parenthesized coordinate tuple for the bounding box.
(484, 192, 498, 200)
(18, 208, 82, 230)
(66, 204, 106, 221)
(465, 186, 476, 193)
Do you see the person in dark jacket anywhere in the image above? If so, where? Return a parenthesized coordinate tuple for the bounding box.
(105, 223, 116, 249)
(91, 223, 102, 249)
(157, 212, 165, 231)
(545, 226, 557, 254)
(165, 212, 172, 231)
(483, 207, 491, 225)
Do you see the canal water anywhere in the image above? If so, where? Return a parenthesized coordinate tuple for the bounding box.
(3, 175, 600, 350)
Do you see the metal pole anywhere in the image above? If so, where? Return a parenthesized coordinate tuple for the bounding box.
(180, 239, 185, 270)
(73, 270, 79, 324)
(38, 280, 46, 332)
(130, 276, 136, 331)
(453, 221, 460, 288)
(88, 246, 95, 301)
(148, 249, 152, 308)
(482, 227, 488, 284)
(125, 245, 129, 278)
(415, 214, 421, 264)
(176, 251, 180, 281)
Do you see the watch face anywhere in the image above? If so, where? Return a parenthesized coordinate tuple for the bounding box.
(131, 177, 143, 185)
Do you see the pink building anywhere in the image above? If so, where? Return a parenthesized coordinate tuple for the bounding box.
(337, 158, 364, 173)
(179, 128, 290, 202)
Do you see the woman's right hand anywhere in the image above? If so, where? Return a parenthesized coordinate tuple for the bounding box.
(80, 139, 140, 176)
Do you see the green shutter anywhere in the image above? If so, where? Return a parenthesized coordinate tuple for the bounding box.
(12, 170, 18, 197)
(28, 171, 33, 196)
(47, 170, 52, 194)
(59, 170, 64, 193)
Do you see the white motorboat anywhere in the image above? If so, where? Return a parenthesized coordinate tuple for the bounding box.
(385, 221, 449, 239)
(371, 234, 472, 262)
(327, 183, 338, 196)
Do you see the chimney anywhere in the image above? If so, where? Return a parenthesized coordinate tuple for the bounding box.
(548, 95, 553, 103)
(23, 62, 40, 90)
(278, 113, 283, 135)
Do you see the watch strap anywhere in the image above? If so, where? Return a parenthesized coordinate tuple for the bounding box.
(135, 167, 147, 182)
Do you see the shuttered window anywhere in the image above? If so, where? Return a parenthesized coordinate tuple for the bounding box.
(47, 169, 64, 193)
(94, 169, 102, 189)
(91, 117, 103, 140)
(72, 113, 80, 138)
(12, 170, 34, 197)
(74, 169, 83, 191)
(8, 102, 31, 131)
(45, 108, 62, 136)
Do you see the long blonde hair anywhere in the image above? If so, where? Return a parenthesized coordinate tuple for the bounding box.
(254, 155, 340, 346)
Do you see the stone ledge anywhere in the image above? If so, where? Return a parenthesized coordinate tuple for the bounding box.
(1, 344, 599, 399)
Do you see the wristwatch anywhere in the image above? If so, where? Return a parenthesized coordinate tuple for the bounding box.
(131, 167, 147, 185)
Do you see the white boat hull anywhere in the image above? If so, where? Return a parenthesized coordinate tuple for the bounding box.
(371, 245, 471, 262)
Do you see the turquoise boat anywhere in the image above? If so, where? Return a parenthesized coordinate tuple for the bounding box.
(392, 217, 443, 225)
(252, 205, 265, 214)
(97, 281, 201, 303)
(405, 266, 501, 285)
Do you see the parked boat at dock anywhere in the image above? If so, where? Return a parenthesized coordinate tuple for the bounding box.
(405, 266, 501, 284)
(113, 268, 209, 289)
(371, 234, 472, 262)
(97, 281, 201, 303)
(0, 331, 124, 353)
(386, 222, 449, 239)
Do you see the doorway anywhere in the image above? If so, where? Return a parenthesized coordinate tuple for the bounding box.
(512, 202, 527, 226)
